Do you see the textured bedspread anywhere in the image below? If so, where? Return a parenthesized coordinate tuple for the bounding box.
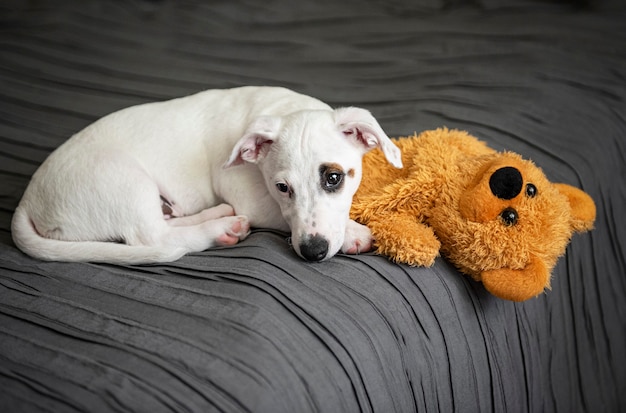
(1, 1, 625, 412)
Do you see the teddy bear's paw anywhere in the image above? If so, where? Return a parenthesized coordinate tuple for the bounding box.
(341, 219, 374, 254)
(369, 218, 441, 266)
(384, 237, 441, 267)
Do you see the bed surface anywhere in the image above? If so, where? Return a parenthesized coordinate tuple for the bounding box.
(1, 1, 625, 412)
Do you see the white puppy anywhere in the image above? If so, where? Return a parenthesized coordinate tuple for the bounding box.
(12, 86, 402, 264)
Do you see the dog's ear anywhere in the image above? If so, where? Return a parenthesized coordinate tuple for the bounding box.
(224, 116, 281, 168)
(334, 107, 403, 168)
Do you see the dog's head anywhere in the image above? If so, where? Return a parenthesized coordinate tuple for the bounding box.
(224, 107, 402, 261)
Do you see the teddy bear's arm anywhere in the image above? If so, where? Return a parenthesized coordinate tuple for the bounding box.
(367, 212, 441, 267)
(351, 171, 442, 266)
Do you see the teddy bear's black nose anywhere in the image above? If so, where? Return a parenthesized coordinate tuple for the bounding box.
(489, 167, 523, 200)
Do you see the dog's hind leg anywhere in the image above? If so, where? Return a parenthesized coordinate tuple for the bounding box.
(165, 204, 236, 227)
(115, 167, 250, 255)
(153, 214, 250, 251)
(163, 203, 250, 246)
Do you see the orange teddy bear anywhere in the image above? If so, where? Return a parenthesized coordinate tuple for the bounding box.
(350, 128, 596, 301)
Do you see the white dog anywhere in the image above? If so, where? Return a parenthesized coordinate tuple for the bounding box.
(11, 86, 402, 264)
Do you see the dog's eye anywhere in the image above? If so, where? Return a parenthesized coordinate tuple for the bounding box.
(325, 172, 343, 189)
(319, 164, 345, 193)
(276, 182, 292, 196)
(323, 172, 343, 192)
(500, 207, 518, 226)
(526, 183, 537, 198)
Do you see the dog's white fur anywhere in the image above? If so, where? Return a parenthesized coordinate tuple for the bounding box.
(12, 86, 402, 264)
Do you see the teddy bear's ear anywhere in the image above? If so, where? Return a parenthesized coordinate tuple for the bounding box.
(334, 107, 403, 168)
(480, 255, 549, 301)
(554, 183, 596, 232)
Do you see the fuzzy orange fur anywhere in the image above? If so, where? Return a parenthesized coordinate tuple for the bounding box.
(350, 128, 596, 301)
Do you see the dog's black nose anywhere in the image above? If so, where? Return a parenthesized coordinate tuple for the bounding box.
(299, 234, 329, 262)
(489, 167, 523, 200)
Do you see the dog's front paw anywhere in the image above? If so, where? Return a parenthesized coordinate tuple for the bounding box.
(342, 220, 374, 254)
(216, 216, 250, 246)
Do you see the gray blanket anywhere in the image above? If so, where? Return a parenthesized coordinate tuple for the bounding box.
(1, 1, 625, 412)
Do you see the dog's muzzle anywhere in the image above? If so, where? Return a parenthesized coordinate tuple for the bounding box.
(299, 234, 329, 262)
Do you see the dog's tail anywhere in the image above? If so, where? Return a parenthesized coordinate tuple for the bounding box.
(11, 206, 187, 264)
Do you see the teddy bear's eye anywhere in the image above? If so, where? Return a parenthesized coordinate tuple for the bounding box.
(500, 207, 518, 226)
(526, 183, 537, 198)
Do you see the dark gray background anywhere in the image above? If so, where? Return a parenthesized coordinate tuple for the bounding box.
(1, 1, 625, 412)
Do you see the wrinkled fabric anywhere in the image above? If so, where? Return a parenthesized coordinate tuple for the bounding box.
(0, 1, 625, 412)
